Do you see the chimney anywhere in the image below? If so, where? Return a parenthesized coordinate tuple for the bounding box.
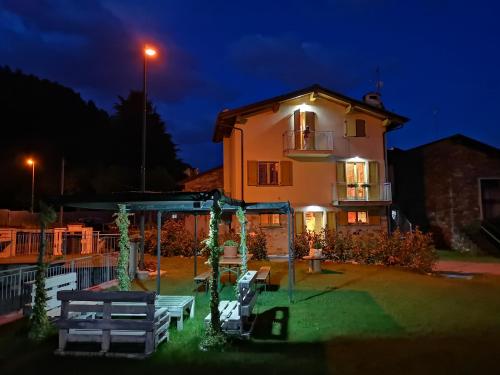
(362, 92, 384, 108)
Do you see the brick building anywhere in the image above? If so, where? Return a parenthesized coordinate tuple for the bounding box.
(389, 134, 500, 249)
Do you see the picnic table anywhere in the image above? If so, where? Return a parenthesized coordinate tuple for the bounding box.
(219, 254, 253, 287)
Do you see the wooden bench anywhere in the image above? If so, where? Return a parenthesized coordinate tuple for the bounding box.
(24, 272, 77, 318)
(204, 270, 258, 337)
(255, 266, 271, 291)
(55, 290, 170, 359)
(155, 295, 194, 330)
(193, 270, 211, 294)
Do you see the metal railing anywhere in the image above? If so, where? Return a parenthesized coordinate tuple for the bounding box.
(333, 182, 392, 202)
(15, 231, 54, 256)
(0, 253, 118, 314)
(283, 130, 334, 152)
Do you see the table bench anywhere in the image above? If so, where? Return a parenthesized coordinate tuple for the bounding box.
(156, 295, 195, 330)
(55, 290, 170, 359)
(24, 272, 77, 318)
(255, 266, 271, 291)
(193, 270, 211, 294)
(303, 255, 326, 273)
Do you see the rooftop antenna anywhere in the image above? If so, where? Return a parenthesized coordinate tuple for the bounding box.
(375, 66, 383, 94)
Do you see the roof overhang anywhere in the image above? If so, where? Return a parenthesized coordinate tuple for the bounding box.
(213, 84, 409, 142)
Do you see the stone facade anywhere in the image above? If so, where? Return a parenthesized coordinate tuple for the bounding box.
(390, 135, 500, 247)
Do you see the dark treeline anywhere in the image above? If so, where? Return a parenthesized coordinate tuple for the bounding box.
(0, 66, 189, 210)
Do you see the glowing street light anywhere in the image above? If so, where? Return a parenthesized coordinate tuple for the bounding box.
(139, 44, 158, 270)
(26, 158, 35, 213)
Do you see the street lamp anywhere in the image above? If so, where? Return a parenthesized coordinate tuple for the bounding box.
(26, 158, 35, 213)
(139, 45, 157, 269)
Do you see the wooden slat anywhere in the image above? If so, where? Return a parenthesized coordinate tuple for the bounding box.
(56, 319, 154, 331)
(58, 290, 156, 303)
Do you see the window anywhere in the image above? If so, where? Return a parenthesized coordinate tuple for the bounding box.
(260, 214, 280, 226)
(347, 211, 368, 224)
(346, 162, 367, 199)
(258, 161, 279, 185)
(345, 119, 366, 137)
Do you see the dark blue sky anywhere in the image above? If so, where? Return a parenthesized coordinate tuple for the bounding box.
(1, 0, 499, 171)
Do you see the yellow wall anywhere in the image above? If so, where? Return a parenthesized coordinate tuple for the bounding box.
(223, 94, 388, 207)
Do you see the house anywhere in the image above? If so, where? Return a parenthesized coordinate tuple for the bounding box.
(389, 134, 500, 250)
(212, 84, 408, 254)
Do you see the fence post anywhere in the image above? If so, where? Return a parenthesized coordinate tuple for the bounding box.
(17, 268, 22, 296)
(70, 260, 75, 273)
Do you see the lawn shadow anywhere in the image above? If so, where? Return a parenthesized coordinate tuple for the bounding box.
(252, 306, 289, 340)
(320, 269, 343, 275)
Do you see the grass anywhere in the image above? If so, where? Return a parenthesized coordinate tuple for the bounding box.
(1, 256, 500, 374)
(437, 249, 500, 263)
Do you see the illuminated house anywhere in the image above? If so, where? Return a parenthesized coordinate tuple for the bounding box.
(212, 85, 408, 254)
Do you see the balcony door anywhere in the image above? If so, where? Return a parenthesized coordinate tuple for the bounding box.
(293, 109, 315, 150)
(346, 162, 366, 200)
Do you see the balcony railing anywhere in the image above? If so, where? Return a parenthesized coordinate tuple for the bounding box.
(283, 130, 334, 157)
(333, 182, 392, 205)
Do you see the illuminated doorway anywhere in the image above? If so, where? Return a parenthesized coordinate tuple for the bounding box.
(304, 211, 323, 233)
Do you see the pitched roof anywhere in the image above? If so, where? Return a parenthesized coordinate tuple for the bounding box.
(213, 84, 409, 142)
(406, 134, 500, 156)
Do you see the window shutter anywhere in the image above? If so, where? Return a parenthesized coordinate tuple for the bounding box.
(247, 160, 258, 186)
(327, 211, 336, 231)
(345, 119, 356, 137)
(337, 211, 348, 225)
(293, 109, 301, 150)
(355, 119, 366, 137)
(336, 161, 347, 200)
(368, 161, 380, 200)
(280, 161, 293, 186)
(294, 212, 304, 235)
(369, 214, 381, 225)
(305, 111, 316, 149)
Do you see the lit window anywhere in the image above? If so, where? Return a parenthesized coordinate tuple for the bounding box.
(258, 162, 279, 185)
(347, 211, 368, 224)
(260, 214, 280, 226)
(346, 162, 367, 199)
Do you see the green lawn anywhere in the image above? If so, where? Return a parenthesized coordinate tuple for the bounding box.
(1, 256, 500, 374)
(437, 249, 500, 263)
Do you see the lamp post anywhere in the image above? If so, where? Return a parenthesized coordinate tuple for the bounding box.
(26, 158, 35, 213)
(139, 46, 157, 270)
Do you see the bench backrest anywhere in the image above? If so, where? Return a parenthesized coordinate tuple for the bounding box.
(237, 271, 257, 317)
(57, 290, 157, 329)
(31, 272, 77, 311)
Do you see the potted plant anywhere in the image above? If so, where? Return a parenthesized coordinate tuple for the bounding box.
(223, 239, 238, 257)
(309, 239, 323, 257)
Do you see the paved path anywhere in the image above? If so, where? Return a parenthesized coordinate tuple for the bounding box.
(434, 261, 500, 276)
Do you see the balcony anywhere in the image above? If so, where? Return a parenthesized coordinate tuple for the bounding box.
(332, 182, 392, 206)
(283, 130, 334, 158)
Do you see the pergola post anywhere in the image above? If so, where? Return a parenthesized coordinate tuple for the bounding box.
(194, 213, 198, 277)
(156, 210, 162, 295)
(287, 208, 293, 303)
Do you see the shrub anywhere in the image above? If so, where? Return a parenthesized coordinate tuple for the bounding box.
(144, 219, 195, 257)
(248, 229, 268, 260)
(304, 227, 437, 273)
(223, 240, 238, 247)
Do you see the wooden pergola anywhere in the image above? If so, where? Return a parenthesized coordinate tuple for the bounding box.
(55, 189, 296, 302)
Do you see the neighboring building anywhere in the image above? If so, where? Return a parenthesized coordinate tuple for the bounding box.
(181, 166, 223, 192)
(389, 134, 500, 249)
(213, 84, 408, 254)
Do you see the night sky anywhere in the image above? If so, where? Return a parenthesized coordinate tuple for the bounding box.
(1, 0, 499, 171)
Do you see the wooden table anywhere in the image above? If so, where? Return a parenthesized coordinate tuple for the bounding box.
(219, 254, 253, 288)
(303, 255, 326, 273)
(156, 295, 195, 330)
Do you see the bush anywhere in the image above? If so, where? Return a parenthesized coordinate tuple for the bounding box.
(223, 240, 238, 247)
(301, 227, 437, 273)
(144, 219, 195, 257)
(248, 229, 268, 260)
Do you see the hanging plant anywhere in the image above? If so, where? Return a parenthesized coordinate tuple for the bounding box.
(200, 195, 227, 350)
(114, 204, 131, 291)
(29, 202, 56, 342)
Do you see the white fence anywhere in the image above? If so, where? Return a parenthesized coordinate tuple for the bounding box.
(0, 253, 118, 314)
